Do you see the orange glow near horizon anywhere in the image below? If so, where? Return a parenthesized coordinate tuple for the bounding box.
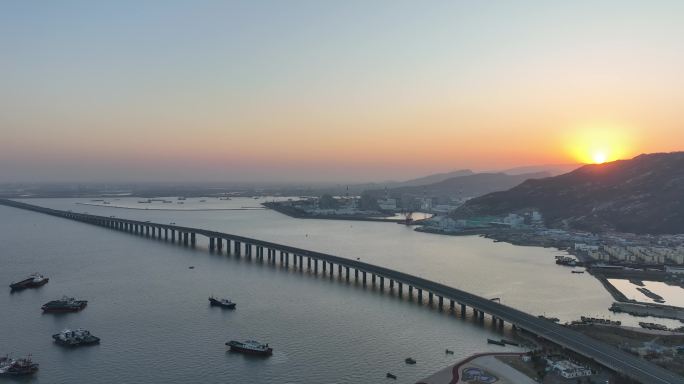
(565, 123, 635, 164)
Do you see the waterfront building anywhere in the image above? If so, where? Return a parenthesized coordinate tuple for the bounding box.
(544, 357, 592, 379)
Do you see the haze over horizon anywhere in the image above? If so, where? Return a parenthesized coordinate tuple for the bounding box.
(2, 1, 684, 183)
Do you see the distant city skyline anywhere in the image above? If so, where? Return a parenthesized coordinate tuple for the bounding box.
(2, 1, 683, 182)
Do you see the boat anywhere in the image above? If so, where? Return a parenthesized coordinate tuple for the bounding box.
(10, 273, 49, 290)
(209, 296, 236, 309)
(405, 357, 416, 364)
(0, 355, 39, 376)
(637, 287, 665, 302)
(487, 338, 506, 346)
(571, 270, 585, 274)
(445, 349, 454, 354)
(501, 339, 519, 346)
(386, 372, 397, 379)
(639, 322, 669, 331)
(52, 328, 100, 347)
(41, 296, 88, 313)
(226, 340, 272, 356)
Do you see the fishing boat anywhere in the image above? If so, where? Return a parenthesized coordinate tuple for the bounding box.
(226, 340, 272, 356)
(209, 296, 236, 309)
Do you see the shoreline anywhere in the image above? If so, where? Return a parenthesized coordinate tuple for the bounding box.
(262, 202, 405, 223)
(75, 202, 265, 212)
(416, 352, 527, 384)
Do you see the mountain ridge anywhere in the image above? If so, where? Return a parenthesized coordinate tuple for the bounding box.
(453, 152, 684, 234)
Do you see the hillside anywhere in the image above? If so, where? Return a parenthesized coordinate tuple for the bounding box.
(368, 171, 549, 200)
(454, 152, 684, 234)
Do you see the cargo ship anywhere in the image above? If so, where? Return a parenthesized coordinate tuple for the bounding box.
(226, 340, 272, 356)
(9, 273, 49, 290)
(41, 297, 88, 313)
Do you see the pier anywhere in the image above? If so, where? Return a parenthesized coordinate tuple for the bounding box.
(1, 198, 682, 384)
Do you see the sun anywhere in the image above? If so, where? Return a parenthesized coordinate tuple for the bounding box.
(564, 122, 635, 165)
(592, 151, 608, 164)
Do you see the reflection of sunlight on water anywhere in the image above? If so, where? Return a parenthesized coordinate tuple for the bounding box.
(608, 279, 684, 307)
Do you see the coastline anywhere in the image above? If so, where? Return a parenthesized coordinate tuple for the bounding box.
(75, 202, 265, 212)
(262, 202, 405, 223)
(416, 352, 528, 384)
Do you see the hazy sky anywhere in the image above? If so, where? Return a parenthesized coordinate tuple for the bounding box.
(2, 1, 683, 182)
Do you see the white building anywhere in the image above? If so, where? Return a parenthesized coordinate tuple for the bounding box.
(545, 358, 592, 379)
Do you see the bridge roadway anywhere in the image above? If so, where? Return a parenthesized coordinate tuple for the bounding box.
(1, 199, 682, 384)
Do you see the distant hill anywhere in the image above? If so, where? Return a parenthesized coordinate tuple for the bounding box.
(454, 152, 684, 234)
(500, 163, 581, 176)
(367, 171, 549, 200)
(391, 169, 474, 187)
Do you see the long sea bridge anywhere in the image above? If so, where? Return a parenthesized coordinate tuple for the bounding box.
(1, 198, 681, 384)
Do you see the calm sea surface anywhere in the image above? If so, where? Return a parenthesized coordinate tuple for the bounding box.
(1, 197, 680, 383)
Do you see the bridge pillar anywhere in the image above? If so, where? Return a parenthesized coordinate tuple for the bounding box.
(409, 285, 413, 297)
(389, 280, 394, 290)
(345, 267, 350, 281)
(307, 257, 311, 270)
(329, 262, 333, 277)
(164, 228, 168, 240)
(429, 292, 434, 305)
(190, 233, 196, 246)
(280, 252, 284, 264)
(338, 264, 342, 277)
(235, 242, 241, 256)
(314, 259, 318, 273)
(145, 226, 150, 237)
(216, 238, 223, 251)
(418, 289, 423, 303)
(479, 311, 485, 322)
(498, 318, 504, 328)
(379, 277, 384, 291)
(246, 244, 252, 258)
(362, 272, 367, 286)
(438, 296, 444, 310)
(183, 232, 189, 246)
(209, 238, 215, 251)
(354, 269, 358, 281)
(284, 252, 288, 267)
(293, 253, 297, 267)
(322, 261, 326, 273)
(372, 274, 376, 285)
(461, 304, 466, 317)
(398, 283, 403, 296)
(450, 300, 455, 310)
(171, 230, 176, 242)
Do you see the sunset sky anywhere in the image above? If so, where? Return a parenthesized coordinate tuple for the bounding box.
(2, 1, 683, 182)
